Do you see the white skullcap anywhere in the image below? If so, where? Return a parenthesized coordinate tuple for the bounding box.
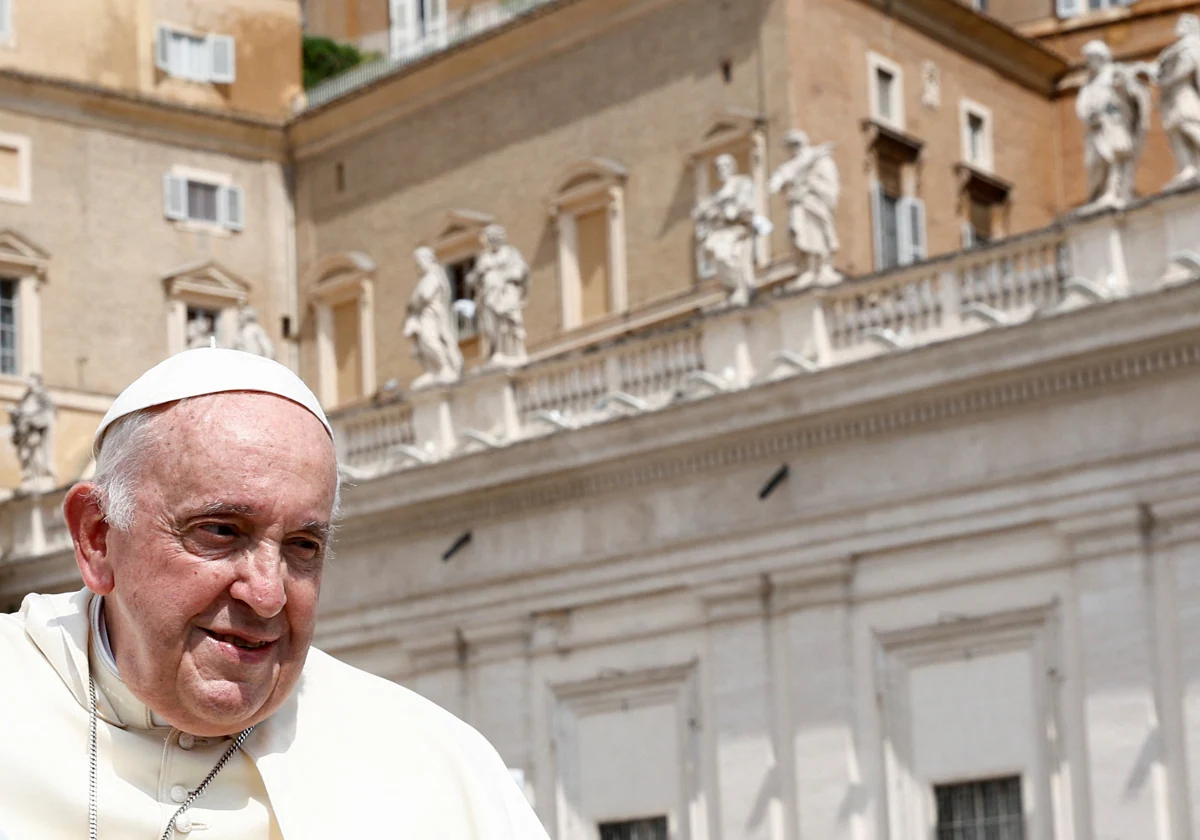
(93, 348, 332, 455)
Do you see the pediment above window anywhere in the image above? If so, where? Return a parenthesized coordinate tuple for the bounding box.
(0, 229, 50, 278)
(552, 158, 628, 213)
(430, 209, 495, 257)
(691, 107, 767, 160)
(162, 260, 250, 304)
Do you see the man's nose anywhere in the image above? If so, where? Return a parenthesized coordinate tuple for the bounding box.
(231, 541, 287, 618)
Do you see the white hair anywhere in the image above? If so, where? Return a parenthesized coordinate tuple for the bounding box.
(91, 401, 342, 533)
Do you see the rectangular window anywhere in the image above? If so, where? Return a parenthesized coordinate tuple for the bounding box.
(872, 157, 903, 270)
(163, 172, 244, 231)
(934, 776, 1025, 840)
(876, 68, 895, 122)
(0, 278, 17, 376)
(0, 131, 30, 204)
(155, 24, 237, 83)
(598, 817, 669, 840)
(966, 197, 994, 247)
(960, 100, 994, 171)
(445, 256, 477, 341)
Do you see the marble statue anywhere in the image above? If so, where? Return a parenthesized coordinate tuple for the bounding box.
(1076, 40, 1151, 209)
(9, 373, 55, 489)
(1155, 14, 1200, 188)
(769, 130, 842, 288)
(467, 225, 530, 367)
(404, 246, 464, 387)
(234, 306, 276, 359)
(186, 311, 216, 349)
(693, 153, 758, 306)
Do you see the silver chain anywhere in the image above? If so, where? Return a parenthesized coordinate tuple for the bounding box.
(87, 674, 256, 840)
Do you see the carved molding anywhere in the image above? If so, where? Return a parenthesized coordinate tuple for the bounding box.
(342, 336, 1200, 539)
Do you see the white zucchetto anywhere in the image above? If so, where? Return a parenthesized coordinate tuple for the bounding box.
(93, 347, 332, 455)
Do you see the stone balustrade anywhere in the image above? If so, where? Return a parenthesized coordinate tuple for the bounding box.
(327, 188, 1200, 479)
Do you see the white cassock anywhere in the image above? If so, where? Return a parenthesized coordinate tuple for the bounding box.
(0, 589, 551, 840)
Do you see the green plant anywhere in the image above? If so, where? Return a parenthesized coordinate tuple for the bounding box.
(302, 36, 371, 89)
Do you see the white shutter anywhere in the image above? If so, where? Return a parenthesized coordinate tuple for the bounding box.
(163, 173, 187, 221)
(0, 0, 12, 42)
(962, 221, 976, 249)
(222, 185, 244, 231)
(896, 196, 913, 267)
(908, 197, 927, 262)
(389, 0, 415, 58)
(155, 23, 173, 72)
(209, 34, 236, 84)
(870, 181, 886, 271)
(1055, 0, 1081, 18)
(427, 0, 448, 46)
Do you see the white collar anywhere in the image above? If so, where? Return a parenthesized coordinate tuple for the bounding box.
(88, 594, 171, 729)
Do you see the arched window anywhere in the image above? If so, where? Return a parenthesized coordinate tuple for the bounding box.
(550, 158, 628, 331)
(304, 252, 376, 408)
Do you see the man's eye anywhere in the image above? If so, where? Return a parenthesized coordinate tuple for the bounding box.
(288, 539, 322, 560)
(199, 523, 240, 539)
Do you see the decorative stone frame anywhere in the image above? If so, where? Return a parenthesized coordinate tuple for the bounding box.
(429, 208, 494, 347)
(0, 132, 32, 205)
(959, 98, 995, 173)
(548, 663, 702, 840)
(162, 260, 249, 354)
(0, 229, 48, 378)
(874, 604, 1069, 840)
(550, 158, 629, 331)
(305, 252, 377, 408)
(689, 108, 769, 275)
(867, 51, 906, 132)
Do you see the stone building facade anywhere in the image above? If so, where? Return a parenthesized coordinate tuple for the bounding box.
(3, 0, 1200, 839)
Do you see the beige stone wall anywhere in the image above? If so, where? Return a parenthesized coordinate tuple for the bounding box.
(1031, 2, 1200, 206)
(790, 0, 1065, 273)
(0, 102, 293, 488)
(0, 0, 300, 120)
(294, 0, 786, 394)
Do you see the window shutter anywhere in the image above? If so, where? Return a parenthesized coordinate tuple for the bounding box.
(962, 221, 976, 249)
(209, 35, 236, 83)
(155, 23, 173, 72)
(908, 197, 927, 261)
(896, 197, 913, 266)
(163, 173, 187, 221)
(0, 0, 11, 41)
(1055, 0, 1081, 18)
(222, 185, 244, 231)
(427, 0, 448, 44)
(870, 181, 886, 272)
(389, 0, 414, 58)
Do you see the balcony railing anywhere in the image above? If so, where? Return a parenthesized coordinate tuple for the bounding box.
(327, 186, 1200, 477)
(305, 0, 565, 109)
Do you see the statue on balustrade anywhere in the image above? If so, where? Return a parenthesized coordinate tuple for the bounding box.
(693, 153, 758, 307)
(1076, 40, 1151, 210)
(467, 224, 530, 367)
(9, 373, 55, 490)
(1155, 14, 1200, 188)
(234, 306, 276, 360)
(769, 129, 841, 288)
(404, 246, 464, 388)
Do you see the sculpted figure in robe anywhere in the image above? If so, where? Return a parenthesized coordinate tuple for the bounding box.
(404, 246, 464, 388)
(234, 306, 276, 360)
(467, 224, 530, 367)
(186, 311, 216, 349)
(769, 130, 842, 288)
(9, 372, 55, 489)
(693, 153, 758, 307)
(1076, 40, 1151, 209)
(1155, 14, 1200, 188)
(0, 347, 551, 840)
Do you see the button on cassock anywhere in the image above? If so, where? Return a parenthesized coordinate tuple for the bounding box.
(175, 813, 193, 833)
(170, 785, 189, 804)
(178, 733, 195, 750)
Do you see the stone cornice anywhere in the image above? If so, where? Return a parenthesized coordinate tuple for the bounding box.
(0, 69, 287, 162)
(340, 282, 1200, 539)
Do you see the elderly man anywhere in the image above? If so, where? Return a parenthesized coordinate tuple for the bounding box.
(0, 348, 549, 839)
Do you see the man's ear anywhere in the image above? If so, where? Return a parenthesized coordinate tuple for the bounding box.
(64, 482, 114, 595)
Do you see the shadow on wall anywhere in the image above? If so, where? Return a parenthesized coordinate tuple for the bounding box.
(307, 0, 772, 221)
